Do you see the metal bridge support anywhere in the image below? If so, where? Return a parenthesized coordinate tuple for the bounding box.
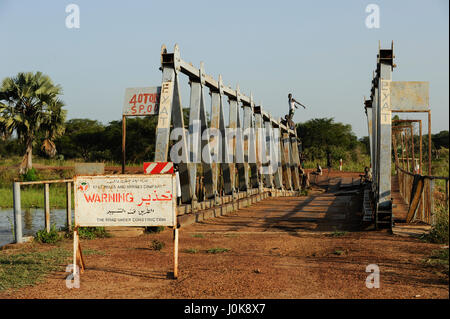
(375, 46, 394, 228)
(254, 104, 265, 192)
(155, 45, 193, 203)
(262, 116, 274, 189)
(365, 42, 430, 229)
(154, 44, 302, 211)
(228, 85, 247, 193)
(290, 136, 301, 191)
(243, 94, 259, 190)
(281, 132, 293, 191)
(364, 100, 373, 172)
(188, 62, 214, 201)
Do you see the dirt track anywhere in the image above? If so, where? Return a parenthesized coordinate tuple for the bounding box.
(0, 173, 448, 299)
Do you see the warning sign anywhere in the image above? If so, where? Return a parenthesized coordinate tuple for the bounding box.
(74, 174, 176, 227)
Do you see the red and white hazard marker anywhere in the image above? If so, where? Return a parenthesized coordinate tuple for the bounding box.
(143, 162, 174, 174)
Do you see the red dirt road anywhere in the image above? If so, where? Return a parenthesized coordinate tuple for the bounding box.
(0, 174, 448, 299)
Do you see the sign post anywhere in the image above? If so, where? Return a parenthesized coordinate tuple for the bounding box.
(73, 174, 178, 279)
(122, 87, 161, 173)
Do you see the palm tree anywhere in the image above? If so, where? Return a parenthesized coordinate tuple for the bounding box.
(0, 72, 66, 173)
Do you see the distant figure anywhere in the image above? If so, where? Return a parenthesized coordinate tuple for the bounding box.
(326, 151, 332, 173)
(311, 163, 322, 176)
(360, 166, 372, 184)
(287, 93, 306, 122)
(299, 165, 310, 188)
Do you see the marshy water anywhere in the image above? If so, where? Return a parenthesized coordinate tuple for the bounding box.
(0, 208, 73, 247)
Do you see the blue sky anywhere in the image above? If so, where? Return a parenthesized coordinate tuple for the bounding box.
(0, 0, 448, 138)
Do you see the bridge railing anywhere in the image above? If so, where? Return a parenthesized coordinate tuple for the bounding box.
(12, 179, 73, 243)
(395, 164, 449, 224)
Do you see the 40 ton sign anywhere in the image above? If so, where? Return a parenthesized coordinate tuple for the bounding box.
(123, 86, 161, 116)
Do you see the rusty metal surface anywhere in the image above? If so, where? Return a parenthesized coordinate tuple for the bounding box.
(390, 81, 429, 111)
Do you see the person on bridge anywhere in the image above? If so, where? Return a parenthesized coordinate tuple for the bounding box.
(288, 93, 306, 121)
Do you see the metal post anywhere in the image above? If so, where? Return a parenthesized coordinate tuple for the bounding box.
(410, 125, 415, 172)
(243, 94, 258, 190)
(156, 45, 192, 203)
(401, 132, 405, 169)
(429, 179, 435, 225)
(274, 126, 284, 189)
(13, 182, 23, 244)
(242, 102, 252, 191)
(122, 115, 126, 174)
(290, 135, 301, 191)
(376, 44, 393, 217)
(419, 120, 423, 174)
(428, 110, 432, 176)
(173, 228, 179, 279)
(365, 102, 373, 171)
(228, 94, 239, 194)
(44, 183, 50, 232)
(372, 75, 378, 194)
(233, 85, 247, 192)
(66, 181, 72, 229)
(254, 105, 264, 191)
(263, 118, 274, 188)
(217, 75, 233, 195)
(210, 89, 222, 198)
(404, 127, 410, 172)
(281, 132, 292, 191)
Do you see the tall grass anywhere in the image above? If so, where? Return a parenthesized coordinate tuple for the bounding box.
(422, 203, 449, 244)
(302, 154, 370, 173)
(0, 185, 72, 209)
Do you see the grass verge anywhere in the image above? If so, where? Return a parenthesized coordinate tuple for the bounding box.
(184, 248, 199, 254)
(0, 247, 71, 291)
(421, 204, 449, 244)
(423, 248, 449, 277)
(206, 247, 230, 254)
(64, 227, 111, 240)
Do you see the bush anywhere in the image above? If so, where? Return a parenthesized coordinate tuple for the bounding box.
(145, 226, 165, 233)
(150, 239, 164, 251)
(21, 168, 38, 182)
(34, 225, 62, 244)
(422, 204, 449, 244)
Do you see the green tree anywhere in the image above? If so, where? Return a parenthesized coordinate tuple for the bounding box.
(55, 119, 105, 160)
(432, 130, 449, 150)
(0, 72, 66, 173)
(359, 136, 371, 155)
(296, 118, 358, 161)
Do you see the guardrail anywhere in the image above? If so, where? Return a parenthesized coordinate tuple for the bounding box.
(395, 164, 449, 224)
(12, 179, 73, 243)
